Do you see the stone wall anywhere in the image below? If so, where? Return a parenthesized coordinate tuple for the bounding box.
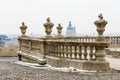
(0, 46, 18, 57)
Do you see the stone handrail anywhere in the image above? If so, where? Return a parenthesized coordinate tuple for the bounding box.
(18, 38, 109, 61)
(65, 36, 111, 42)
(65, 36, 120, 47)
(65, 36, 96, 42)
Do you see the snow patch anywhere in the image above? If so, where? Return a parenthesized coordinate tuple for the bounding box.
(13, 61, 96, 73)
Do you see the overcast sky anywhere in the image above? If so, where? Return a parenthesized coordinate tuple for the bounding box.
(0, 0, 120, 36)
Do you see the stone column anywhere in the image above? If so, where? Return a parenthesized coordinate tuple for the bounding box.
(94, 14, 108, 61)
(43, 18, 54, 38)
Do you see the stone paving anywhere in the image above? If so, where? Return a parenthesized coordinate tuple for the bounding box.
(106, 55, 120, 70)
(0, 57, 120, 80)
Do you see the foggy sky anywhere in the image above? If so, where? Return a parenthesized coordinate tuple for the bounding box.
(0, 0, 120, 36)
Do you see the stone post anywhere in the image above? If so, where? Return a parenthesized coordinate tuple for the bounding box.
(94, 14, 108, 42)
(20, 22, 28, 38)
(43, 18, 54, 38)
(94, 14, 108, 61)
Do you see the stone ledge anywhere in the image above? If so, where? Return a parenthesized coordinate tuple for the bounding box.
(46, 56, 109, 71)
(70, 60, 109, 71)
(17, 51, 46, 65)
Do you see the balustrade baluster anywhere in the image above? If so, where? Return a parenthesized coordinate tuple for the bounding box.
(78, 46, 82, 60)
(57, 45, 60, 58)
(89, 46, 93, 60)
(70, 45, 72, 59)
(62, 45, 65, 58)
(57, 45, 60, 57)
(74, 45, 77, 59)
(60, 45, 62, 58)
(54, 44, 57, 57)
(56, 45, 58, 57)
(51, 44, 54, 56)
(59, 45, 62, 58)
(66, 45, 68, 58)
(84, 46, 88, 60)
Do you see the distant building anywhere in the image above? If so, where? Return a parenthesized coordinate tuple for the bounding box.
(66, 21, 76, 36)
(0, 35, 17, 46)
(0, 35, 8, 40)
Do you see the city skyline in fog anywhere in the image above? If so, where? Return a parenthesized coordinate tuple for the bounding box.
(0, 0, 120, 36)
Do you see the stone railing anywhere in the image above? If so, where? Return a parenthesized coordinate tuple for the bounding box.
(65, 36, 96, 42)
(17, 14, 110, 71)
(109, 36, 120, 47)
(65, 36, 111, 42)
(18, 37, 110, 61)
(46, 40, 107, 60)
(65, 36, 120, 48)
(18, 37, 109, 71)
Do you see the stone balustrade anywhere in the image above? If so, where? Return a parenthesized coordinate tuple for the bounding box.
(109, 36, 120, 47)
(18, 37, 109, 71)
(65, 36, 120, 48)
(17, 14, 110, 71)
(65, 36, 97, 42)
(47, 41, 99, 60)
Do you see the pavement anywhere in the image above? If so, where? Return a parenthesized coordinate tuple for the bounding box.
(0, 56, 119, 80)
(106, 55, 120, 70)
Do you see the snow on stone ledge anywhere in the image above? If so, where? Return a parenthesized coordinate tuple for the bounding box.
(12, 61, 96, 73)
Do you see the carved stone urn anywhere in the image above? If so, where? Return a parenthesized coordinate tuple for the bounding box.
(57, 24, 62, 35)
(55, 23, 64, 38)
(43, 18, 54, 38)
(20, 22, 28, 37)
(94, 14, 108, 42)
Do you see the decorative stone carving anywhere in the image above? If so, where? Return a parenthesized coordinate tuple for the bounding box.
(55, 24, 64, 38)
(57, 24, 62, 35)
(94, 14, 109, 61)
(20, 22, 28, 37)
(43, 18, 54, 38)
(94, 14, 108, 42)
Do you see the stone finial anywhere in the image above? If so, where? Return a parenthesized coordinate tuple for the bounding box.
(43, 17, 54, 38)
(57, 23, 63, 35)
(55, 23, 64, 38)
(20, 22, 28, 37)
(94, 14, 108, 41)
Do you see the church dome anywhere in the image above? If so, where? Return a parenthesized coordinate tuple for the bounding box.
(67, 21, 73, 30)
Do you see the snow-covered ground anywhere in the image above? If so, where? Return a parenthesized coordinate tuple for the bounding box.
(13, 61, 96, 73)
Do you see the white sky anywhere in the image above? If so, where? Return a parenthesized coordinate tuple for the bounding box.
(0, 0, 120, 36)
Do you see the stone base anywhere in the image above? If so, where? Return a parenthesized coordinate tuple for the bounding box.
(17, 51, 46, 65)
(96, 36, 105, 42)
(45, 35, 53, 39)
(70, 60, 109, 71)
(20, 35, 29, 38)
(46, 56, 109, 71)
(47, 56, 69, 67)
(54, 35, 65, 38)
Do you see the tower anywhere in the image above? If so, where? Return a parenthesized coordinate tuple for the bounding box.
(66, 21, 76, 36)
